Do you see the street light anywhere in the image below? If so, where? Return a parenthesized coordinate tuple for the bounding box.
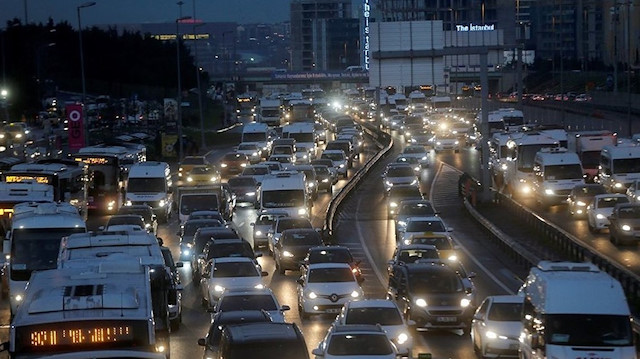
(176, 15, 192, 161)
(192, 0, 205, 150)
(77, 1, 96, 146)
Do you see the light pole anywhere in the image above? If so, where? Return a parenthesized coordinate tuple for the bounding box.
(77, 1, 96, 146)
(193, 0, 205, 150)
(176, 14, 192, 161)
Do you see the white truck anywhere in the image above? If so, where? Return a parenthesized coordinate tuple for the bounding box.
(282, 122, 316, 157)
(125, 162, 173, 222)
(531, 148, 585, 207)
(567, 130, 617, 181)
(257, 98, 282, 127)
(519, 261, 636, 359)
(408, 90, 428, 113)
(241, 122, 271, 157)
(175, 184, 234, 223)
(598, 144, 640, 193)
(503, 132, 559, 198)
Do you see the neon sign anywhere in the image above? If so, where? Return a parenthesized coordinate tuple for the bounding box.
(363, 0, 370, 70)
(456, 24, 495, 32)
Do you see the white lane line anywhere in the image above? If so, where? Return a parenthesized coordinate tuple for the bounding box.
(430, 162, 514, 295)
(355, 193, 388, 288)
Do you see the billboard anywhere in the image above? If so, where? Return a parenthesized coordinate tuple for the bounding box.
(66, 104, 84, 150)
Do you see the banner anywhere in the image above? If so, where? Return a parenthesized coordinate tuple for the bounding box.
(161, 133, 178, 158)
(66, 104, 84, 150)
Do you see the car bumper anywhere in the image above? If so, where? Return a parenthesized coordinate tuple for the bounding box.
(484, 338, 520, 358)
(301, 296, 356, 314)
(409, 307, 472, 330)
(593, 217, 610, 229)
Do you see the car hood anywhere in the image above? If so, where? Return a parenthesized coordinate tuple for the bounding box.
(410, 292, 466, 307)
(306, 282, 360, 295)
(207, 276, 263, 292)
(483, 320, 522, 339)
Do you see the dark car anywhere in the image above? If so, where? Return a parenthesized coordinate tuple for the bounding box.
(302, 245, 363, 282)
(198, 311, 273, 358)
(117, 204, 158, 234)
(395, 199, 437, 236)
(161, 246, 184, 330)
(178, 218, 224, 261)
(220, 152, 249, 177)
(312, 164, 334, 194)
(191, 227, 241, 279)
(274, 228, 323, 274)
(567, 183, 606, 217)
(102, 214, 145, 232)
(227, 175, 259, 207)
(608, 203, 640, 246)
(196, 238, 261, 282)
(217, 322, 309, 359)
(387, 185, 424, 219)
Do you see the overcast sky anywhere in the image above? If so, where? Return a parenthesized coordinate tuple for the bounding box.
(1, 0, 291, 27)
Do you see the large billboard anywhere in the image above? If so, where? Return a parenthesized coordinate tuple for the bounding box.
(66, 104, 84, 150)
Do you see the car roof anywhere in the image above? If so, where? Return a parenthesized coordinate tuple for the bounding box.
(307, 262, 352, 270)
(406, 216, 442, 222)
(214, 256, 256, 263)
(331, 324, 386, 334)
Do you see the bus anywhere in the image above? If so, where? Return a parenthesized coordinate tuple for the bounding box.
(2, 159, 89, 219)
(3, 202, 86, 314)
(73, 145, 130, 213)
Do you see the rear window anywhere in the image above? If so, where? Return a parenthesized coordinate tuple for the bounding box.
(281, 231, 322, 246)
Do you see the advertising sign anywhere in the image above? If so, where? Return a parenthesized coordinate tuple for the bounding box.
(161, 133, 178, 158)
(66, 104, 84, 150)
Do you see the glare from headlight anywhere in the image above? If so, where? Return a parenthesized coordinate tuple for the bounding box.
(254, 284, 264, 289)
(255, 230, 263, 236)
(460, 298, 471, 307)
(241, 163, 247, 167)
(415, 298, 427, 307)
(421, 156, 428, 160)
(159, 200, 166, 207)
(125, 200, 132, 206)
(576, 201, 586, 206)
(252, 152, 258, 157)
(454, 140, 459, 145)
(350, 291, 360, 298)
(486, 331, 498, 339)
(448, 254, 458, 262)
(211, 177, 218, 182)
(283, 250, 294, 257)
(298, 208, 307, 215)
(622, 224, 632, 231)
(397, 221, 407, 227)
(339, 164, 345, 168)
(308, 291, 317, 299)
(187, 177, 193, 182)
(322, 178, 329, 183)
(220, 163, 228, 167)
(389, 202, 398, 208)
(545, 189, 554, 195)
(214, 285, 225, 292)
(615, 182, 623, 188)
(246, 192, 256, 196)
(596, 213, 605, 220)
(410, 180, 418, 186)
(14, 294, 23, 302)
(397, 333, 409, 344)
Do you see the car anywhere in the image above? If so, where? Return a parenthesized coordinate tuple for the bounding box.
(261, 160, 283, 172)
(177, 218, 225, 261)
(333, 300, 414, 357)
(250, 210, 289, 250)
(267, 153, 294, 164)
(103, 224, 145, 233)
(212, 287, 291, 323)
(387, 185, 423, 219)
(160, 246, 184, 330)
(294, 143, 315, 163)
(397, 216, 452, 244)
(608, 203, 640, 245)
(102, 214, 145, 232)
(312, 324, 399, 359)
(401, 145, 430, 167)
(387, 261, 475, 334)
(387, 244, 440, 274)
(242, 164, 271, 185)
(179, 155, 209, 178)
(227, 175, 260, 207)
(187, 210, 227, 223)
(274, 228, 323, 274)
(626, 179, 640, 203)
(302, 246, 363, 281)
(117, 204, 158, 234)
(190, 227, 241, 279)
(199, 257, 268, 309)
(320, 149, 349, 178)
(196, 238, 261, 282)
(197, 311, 273, 359)
(311, 158, 338, 183)
(393, 155, 422, 173)
(471, 295, 523, 359)
(433, 132, 461, 153)
(296, 262, 364, 318)
(403, 233, 459, 262)
(185, 165, 221, 185)
(587, 194, 630, 233)
(217, 322, 309, 358)
(567, 183, 606, 217)
(1, 122, 32, 144)
(268, 216, 313, 255)
(235, 143, 262, 164)
(286, 164, 319, 200)
(394, 199, 437, 236)
(220, 152, 249, 177)
(312, 164, 334, 193)
(386, 114, 406, 130)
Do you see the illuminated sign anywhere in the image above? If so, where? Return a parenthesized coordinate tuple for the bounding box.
(362, 0, 370, 70)
(151, 34, 210, 41)
(74, 157, 115, 165)
(28, 326, 132, 346)
(5, 175, 51, 184)
(456, 24, 495, 32)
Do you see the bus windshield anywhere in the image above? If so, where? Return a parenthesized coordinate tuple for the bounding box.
(181, 195, 219, 215)
(127, 178, 165, 193)
(261, 190, 305, 208)
(544, 314, 633, 346)
(11, 227, 86, 281)
(613, 158, 640, 174)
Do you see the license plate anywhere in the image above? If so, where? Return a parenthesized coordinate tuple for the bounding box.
(436, 316, 456, 322)
(325, 308, 340, 313)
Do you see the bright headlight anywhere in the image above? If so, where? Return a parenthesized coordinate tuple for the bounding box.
(397, 220, 407, 227)
(322, 178, 329, 183)
(415, 298, 427, 307)
(145, 223, 151, 228)
(397, 333, 409, 345)
(307, 182, 314, 187)
(214, 285, 225, 292)
(460, 298, 471, 307)
(241, 163, 247, 167)
(350, 290, 360, 298)
(15, 133, 22, 138)
(454, 140, 459, 145)
(486, 331, 498, 339)
(386, 181, 393, 187)
(246, 192, 256, 196)
(187, 177, 193, 182)
(390, 202, 398, 208)
(596, 213, 606, 220)
(576, 201, 587, 206)
(421, 156, 428, 160)
(298, 208, 307, 215)
(211, 176, 218, 182)
(255, 230, 263, 236)
(0, 134, 4, 138)
(254, 284, 264, 289)
(622, 224, 632, 231)
(125, 201, 132, 206)
(501, 163, 508, 171)
(448, 254, 458, 262)
(436, 141, 442, 145)
(339, 164, 345, 168)
(182, 249, 190, 256)
(283, 250, 294, 257)
(521, 185, 531, 194)
(545, 189, 555, 195)
(252, 152, 258, 157)
(308, 291, 317, 299)
(14, 294, 23, 302)
(159, 200, 166, 207)
(615, 182, 623, 188)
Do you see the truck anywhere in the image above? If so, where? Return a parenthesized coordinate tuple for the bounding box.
(288, 99, 314, 122)
(282, 122, 316, 157)
(408, 90, 428, 112)
(257, 98, 282, 127)
(598, 144, 640, 193)
(241, 122, 271, 157)
(0, 182, 54, 234)
(531, 148, 585, 208)
(503, 132, 559, 198)
(518, 261, 636, 359)
(567, 130, 617, 182)
(175, 184, 234, 223)
(258, 172, 310, 218)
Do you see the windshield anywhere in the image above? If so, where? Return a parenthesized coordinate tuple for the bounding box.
(242, 133, 266, 142)
(488, 302, 523, 321)
(308, 249, 352, 264)
(261, 109, 280, 117)
(213, 261, 259, 277)
(399, 202, 435, 216)
(308, 267, 354, 283)
(503, 116, 524, 126)
(572, 186, 606, 197)
(117, 208, 152, 222)
(518, 145, 557, 171)
(127, 177, 165, 193)
(183, 220, 222, 237)
(314, 166, 330, 176)
(613, 158, 640, 174)
(262, 190, 305, 208)
(408, 270, 463, 294)
(11, 228, 86, 280)
(108, 216, 144, 227)
(346, 307, 403, 325)
(581, 151, 600, 168)
(617, 206, 640, 219)
(90, 166, 119, 191)
(228, 177, 256, 187)
(289, 133, 314, 143)
(404, 147, 425, 154)
(225, 341, 307, 359)
(406, 220, 446, 232)
(545, 314, 633, 346)
(321, 152, 345, 161)
(327, 334, 393, 355)
(181, 195, 218, 215)
(597, 196, 629, 208)
(273, 146, 293, 155)
(276, 219, 312, 232)
(281, 232, 321, 246)
(397, 249, 439, 263)
(218, 294, 278, 311)
(409, 236, 453, 250)
(489, 121, 506, 131)
(209, 242, 254, 259)
(387, 167, 415, 177)
(544, 164, 583, 180)
(190, 166, 214, 175)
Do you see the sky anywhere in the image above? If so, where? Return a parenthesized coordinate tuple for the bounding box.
(0, 0, 291, 27)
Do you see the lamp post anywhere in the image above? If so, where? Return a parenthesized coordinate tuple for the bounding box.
(176, 14, 192, 161)
(193, 0, 205, 150)
(77, 1, 96, 146)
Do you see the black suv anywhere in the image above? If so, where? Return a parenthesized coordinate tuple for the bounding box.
(387, 261, 475, 334)
(273, 228, 323, 274)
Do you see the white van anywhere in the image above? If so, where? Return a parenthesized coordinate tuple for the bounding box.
(598, 144, 640, 193)
(519, 261, 636, 359)
(532, 148, 585, 207)
(258, 172, 310, 218)
(241, 122, 271, 156)
(125, 161, 173, 222)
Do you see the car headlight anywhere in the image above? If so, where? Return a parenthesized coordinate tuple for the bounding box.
(145, 223, 151, 228)
(521, 185, 531, 194)
(252, 152, 258, 157)
(615, 182, 623, 188)
(460, 298, 471, 307)
(350, 290, 360, 298)
(545, 189, 554, 195)
(622, 224, 632, 231)
(386, 181, 393, 187)
(125, 201, 132, 206)
(187, 177, 193, 182)
(500, 163, 508, 171)
(308, 291, 317, 299)
(158, 200, 166, 207)
(454, 140, 459, 145)
(254, 284, 264, 289)
(486, 331, 498, 340)
(339, 164, 345, 168)
(282, 250, 294, 257)
(415, 298, 427, 307)
(389, 202, 398, 208)
(307, 182, 314, 188)
(255, 230, 263, 236)
(436, 141, 442, 145)
(397, 220, 407, 228)
(211, 176, 218, 182)
(421, 156, 428, 160)
(322, 178, 329, 183)
(576, 201, 586, 206)
(15, 133, 22, 138)
(220, 163, 228, 167)
(448, 254, 458, 262)
(397, 333, 409, 345)
(0, 134, 4, 139)
(596, 213, 606, 220)
(214, 285, 225, 292)
(298, 208, 307, 215)
(241, 163, 247, 167)
(246, 192, 256, 196)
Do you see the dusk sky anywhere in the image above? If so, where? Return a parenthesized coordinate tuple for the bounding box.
(0, 0, 291, 27)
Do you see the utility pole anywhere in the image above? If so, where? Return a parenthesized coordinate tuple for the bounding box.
(192, 0, 205, 150)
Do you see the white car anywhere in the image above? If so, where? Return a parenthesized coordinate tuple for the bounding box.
(587, 194, 630, 233)
(433, 132, 461, 153)
(212, 287, 290, 323)
(397, 216, 451, 244)
(401, 145, 430, 167)
(626, 179, 640, 203)
(242, 164, 271, 185)
(297, 263, 364, 318)
(313, 324, 398, 359)
(333, 300, 414, 357)
(321, 149, 349, 178)
(294, 144, 315, 163)
(471, 295, 523, 358)
(236, 143, 262, 164)
(382, 163, 419, 193)
(199, 257, 267, 309)
(250, 210, 289, 249)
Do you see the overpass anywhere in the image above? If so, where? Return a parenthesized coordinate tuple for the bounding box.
(210, 70, 370, 90)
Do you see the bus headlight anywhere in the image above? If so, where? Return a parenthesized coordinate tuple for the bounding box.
(298, 208, 307, 216)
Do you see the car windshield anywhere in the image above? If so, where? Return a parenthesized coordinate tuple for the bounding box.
(262, 190, 305, 208)
(213, 261, 259, 277)
(218, 294, 278, 311)
(409, 236, 453, 250)
(276, 219, 312, 232)
(118, 207, 152, 221)
(314, 166, 330, 175)
(397, 249, 439, 263)
(209, 242, 254, 259)
(223, 153, 245, 161)
(544, 164, 583, 180)
(321, 152, 345, 161)
(399, 202, 435, 216)
(308, 249, 352, 264)
(387, 167, 415, 177)
(308, 267, 354, 283)
(281, 232, 321, 246)
(613, 158, 640, 174)
(545, 314, 632, 346)
(127, 177, 165, 193)
(190, 166, 214, 174)
(518, 145, 557, 171)
(183, 220, 222, 237)
(488, 302, 523, 321)
(597, 197, 629, 208)
(108, 216, 144, 226)
(327, 333, 393, 355)
(228, 177, 256, 187)
(406, 220, 446, 232)
(345, 307, 404, 325)
(408, 270, 463, 294)
(617, 206, 640, 219)
(238, 144, 258, 150)
(181, 195, 219, 215)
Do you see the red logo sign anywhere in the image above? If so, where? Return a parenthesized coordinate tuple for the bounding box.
(66, 104, 84, 150)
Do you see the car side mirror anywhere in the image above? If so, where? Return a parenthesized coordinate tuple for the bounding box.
(281, 305, 291, 311)
(197, 338, 206, 346)
(255, 252, 263, 258)
(296, 278, 305, 286)
(468, 272, 476, 279)
(261, 271, 269, 277)
(176, 262, 184, 268)
(312, 348, 324, 357)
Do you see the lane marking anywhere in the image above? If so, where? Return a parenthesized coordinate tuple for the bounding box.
(355, 192, 388, 289)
